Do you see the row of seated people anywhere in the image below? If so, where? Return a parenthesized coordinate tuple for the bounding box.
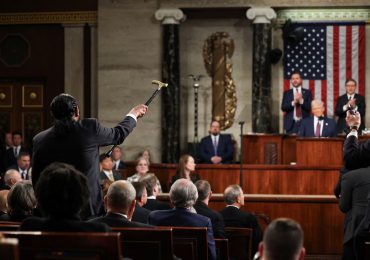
(0, 161, 264, 259)
(0, 163, 302, 259)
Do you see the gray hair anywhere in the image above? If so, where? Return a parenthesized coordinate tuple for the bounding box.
(263, 218, 304, 260)
(311, 99, 324, 108)
(4, 169, 21, 184)
(107, 180, 136, 213)
(8, 181, 36, 216)
(223, 184, 243, 205)
(170, 179, 198, 208)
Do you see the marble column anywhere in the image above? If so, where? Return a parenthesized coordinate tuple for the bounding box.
(155, 9, 185, 163)
(247, 7, 276, 133)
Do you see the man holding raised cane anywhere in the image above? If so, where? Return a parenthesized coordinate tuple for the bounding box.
(32, 93, 148, 217)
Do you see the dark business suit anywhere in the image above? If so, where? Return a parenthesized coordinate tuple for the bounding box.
(281, 87, 312, 134)
(89, 212, 152, 228)
(339, 167, 370, 259)
(148, 207, 217, 260)
(32, 116, 136, 216)
(194, 201, 225, 238)
(199, 134, 234, 164)
(20, 216, 111, 232)
(5, 146, 29, 168)
(143, 198, 171, 211)
(220, 206, 262, 256)
(343, 135, 370, 171)
(335, 93, 366, 134)
(298, 116, 337, 137)
(112, 160, 126, 170)
(132, 203, 151, 224)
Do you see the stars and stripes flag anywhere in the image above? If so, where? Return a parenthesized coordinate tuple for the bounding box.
(284, 23, 365, 117)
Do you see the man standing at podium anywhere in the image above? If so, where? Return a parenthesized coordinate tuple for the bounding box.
(199, 120, 234, 164)
(281, 71, 312, 134)
(298, 99, 337, 138)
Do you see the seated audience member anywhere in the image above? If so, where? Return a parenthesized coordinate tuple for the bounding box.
(99, 154, 123, 183)
(2, 169, 22, 190)
(257, 218, 305, 260)
(148, 179, 216, 260)
(90, 180, 152, 228)
(131, 181, 151, 224)
(194, 180, 225, 238)
(8, 152, 32, 180)
(171, 154, 200, 187)
(111, 146, 126, 170)
(343, 111, 370, 170)
(127, 157, 162, 193)
(220, 184, 262, 256)
(335, 78, 366, 134)
(0, 181, 36, 222)
(199, 120, 234, 164)
(5, 132, 29, 168)
(20, 162, 110, 232)
(339, 165, 370, 260)
(140, 173, 170, 211)
(0, 190, 9, 216)
(4, 132, 13, 150)
(298, 99, 337, 137)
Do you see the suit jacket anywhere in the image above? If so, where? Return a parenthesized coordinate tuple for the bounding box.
(20, 216, 111, 232)
(99, 170, 123, 183)
(132, 203, 151, 224)
(143, 198, 171, 211)
(32, 116, 136, 216)
(199, 134, 234, 164)
(148, 207, 216, 260)
(113, 160, 126, 170)
(343, 136, 370, 170)
(220, 206, 262, 256)
(194, 201, 225, 238)
(89, 212, 152, 228)
(298, 116, 337, 137)
(335, 93, 366, 134)
(5, 146, 29, 168)
(339, 167, 370, 244)
(281, 87, 312, 133)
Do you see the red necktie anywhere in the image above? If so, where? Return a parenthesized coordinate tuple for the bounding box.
(315, 121, 321, 137)
(295, 88, 302, 118)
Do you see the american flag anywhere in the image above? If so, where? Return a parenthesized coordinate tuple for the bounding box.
(284, 23, 365, 117)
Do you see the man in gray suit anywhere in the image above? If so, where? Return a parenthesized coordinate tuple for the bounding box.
(339, 167, 370, 260)
(32, 93, 147, 217)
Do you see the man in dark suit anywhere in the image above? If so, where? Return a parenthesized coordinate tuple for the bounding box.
(21, 162, 110, 232)
(90, 180, 152, 228)
(31, 93, 147, 217)
(220, 184, 262, 256)
(339, 167, 370, 259)
(99, 154, 123, 183)
(194, 180, 225, 238)
(5, 132, 29, 168)
(298, 99, 337, 137)
(7, 152, 32, 180)
(342, 111, 370, 170)
(335, 78, 366, 134)
(111, 146, 126, 170)
(131, 181, 151, 224)
(141, 173, 171, 211)
(281, 71, 312, 134)
(148, 179, 216, 260)
(199, 120, 234, 164)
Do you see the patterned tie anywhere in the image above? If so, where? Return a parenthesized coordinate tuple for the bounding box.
(315, 121, 321, 137)
(21, 171, 26, 180)
(295, 88, 302, 118)
(14, 147, 18, 157)
(213, 137, 218, 156)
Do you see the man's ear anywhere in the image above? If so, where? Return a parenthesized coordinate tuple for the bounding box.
(298, 247, 306, 260)
(258, 242, 264, 259)
(127, 200, 136, 220)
